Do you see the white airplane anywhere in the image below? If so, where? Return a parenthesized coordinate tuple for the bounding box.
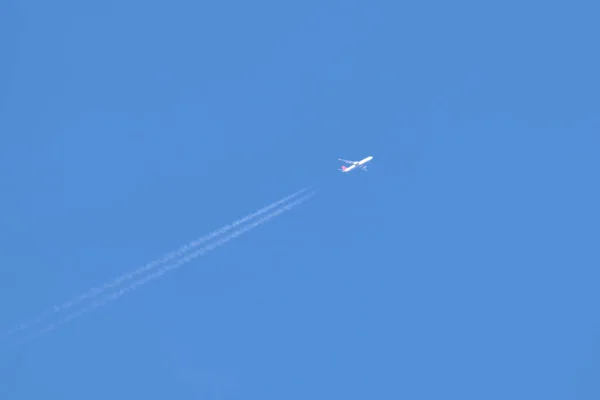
(338, 156, 374, 173)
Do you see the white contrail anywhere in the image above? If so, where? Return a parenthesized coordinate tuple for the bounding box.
(19, 190, 316, 343)
(1, 187, 308, 339)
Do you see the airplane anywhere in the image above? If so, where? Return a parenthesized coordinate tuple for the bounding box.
(338, 156, 374, 172)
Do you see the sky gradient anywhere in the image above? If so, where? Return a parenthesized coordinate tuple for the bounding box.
(1, 0, 599, 398)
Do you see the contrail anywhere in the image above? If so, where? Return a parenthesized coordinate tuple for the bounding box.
(18, 190, 316, 344)
(1, 187, 308, 339)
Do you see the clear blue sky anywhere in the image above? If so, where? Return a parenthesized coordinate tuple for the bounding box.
(1, 0, 599, 398)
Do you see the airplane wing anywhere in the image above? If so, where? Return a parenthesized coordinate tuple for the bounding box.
(338, 158, 357, 164)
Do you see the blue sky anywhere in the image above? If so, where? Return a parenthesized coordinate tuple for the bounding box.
(1, 0, 599, 398)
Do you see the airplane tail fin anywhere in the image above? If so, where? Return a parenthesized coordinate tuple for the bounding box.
(341, 166, 347, 171)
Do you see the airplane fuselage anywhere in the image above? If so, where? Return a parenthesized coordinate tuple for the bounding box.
(340, 156, 373, 172)
(357, 156, 373, 165)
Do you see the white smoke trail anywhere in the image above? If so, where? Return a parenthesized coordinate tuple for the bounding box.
(2, 188, 308, 339)
(17, 191, 316, 344)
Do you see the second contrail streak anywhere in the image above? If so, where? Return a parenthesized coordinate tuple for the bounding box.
(2, 187, 309, 339)
(20, 190, 316, 343)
